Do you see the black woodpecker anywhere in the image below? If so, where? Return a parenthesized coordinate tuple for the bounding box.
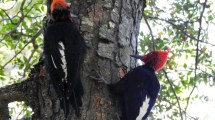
(110, 49, 170, 120)
(44, 0, 85, 118)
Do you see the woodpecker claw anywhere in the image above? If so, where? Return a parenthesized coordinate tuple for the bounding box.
(119, 67, 127, 78)
(89, 75, 107, 83)
(89, 70, 110, 84)
(39, 68, 45, 77)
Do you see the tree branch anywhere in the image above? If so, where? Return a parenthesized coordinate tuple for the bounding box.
(146, 15, 215, 46)
(143, 13, 155, 50)
(22, 48, 37, 78)
(1, 28, 42, 69)
(0, 100, 9, 120)
(163, 69, 183, 120)
(0, 79, 33, 102)
(0, 76, 35, 120)
(0, 60, 43, 120)
(0, 58, 42, 102)
(185, 0, 208, 113)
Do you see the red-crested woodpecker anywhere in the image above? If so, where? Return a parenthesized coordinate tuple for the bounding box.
(111, 48, 170, 120)
(44, 0, 85, 118)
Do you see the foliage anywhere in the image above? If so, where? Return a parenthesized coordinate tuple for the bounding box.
(0, 0, 45, 84)
(0, 0, 46, 118)
(140, 0, 215, 119)
(9, 101, 33, 119)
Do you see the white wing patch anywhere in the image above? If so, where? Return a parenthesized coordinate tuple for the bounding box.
(51, 55, 57, 68)
(59, 42, 68, 83)
(136, 96, 150, 120)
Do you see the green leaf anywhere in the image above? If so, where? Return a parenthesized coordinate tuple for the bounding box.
(183, 63, 187, 68)
(41, 6, 44, 11)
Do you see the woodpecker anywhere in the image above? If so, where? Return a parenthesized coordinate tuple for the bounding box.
(44, 0, 85, 118)
(111, 48, 170, 120)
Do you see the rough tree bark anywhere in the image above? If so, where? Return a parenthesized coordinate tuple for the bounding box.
(0, 0, 146, 119)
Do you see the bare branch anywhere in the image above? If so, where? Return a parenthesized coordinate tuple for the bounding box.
(22, 48, 37, 78)
(143, 13, 155, 50)
(0, 79, 32, 102)
(185, 0, 208, 112)
(163, 69, 183, 120)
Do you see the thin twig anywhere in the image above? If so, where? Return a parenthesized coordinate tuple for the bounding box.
(143, 13, 155, 50)
(22, 48, 37, 78)
(146, 16, 215, 46)
(163, 69, 183, 120)
(1, 29, 42, 69)
(185, 0, 208, 112)
(16, 105, 25, 120)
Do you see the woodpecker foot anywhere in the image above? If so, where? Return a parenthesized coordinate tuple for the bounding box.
(118, 67, 127, 78)
(39, 68, 45, 77)
(89, 75, 108, 84)
(89, 70, 110, 84)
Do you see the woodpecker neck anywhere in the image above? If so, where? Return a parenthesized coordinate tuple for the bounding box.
(142, 64, 155, 72)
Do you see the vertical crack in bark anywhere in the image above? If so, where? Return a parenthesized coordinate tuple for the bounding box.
(115, 0, 124, 67)
(84, 81, 94, 120)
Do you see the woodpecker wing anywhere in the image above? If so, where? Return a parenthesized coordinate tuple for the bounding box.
(44, 23, 66, 97)
(112, 65, 160, 120)
(62, 23, 84, 95)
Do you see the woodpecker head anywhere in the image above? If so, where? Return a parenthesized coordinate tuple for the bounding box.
(50, 0, 69, 13)
(50, 0, 71, 21)
(131, 48, 170, 72)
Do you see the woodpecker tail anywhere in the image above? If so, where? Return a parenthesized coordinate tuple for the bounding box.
(60, 95, 70, 119)
(60, 82, 70, 118)
(69, 80, 84, 116)
(60, 80, 84, 118)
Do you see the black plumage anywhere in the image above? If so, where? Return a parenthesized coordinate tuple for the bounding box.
(110, 65, 160, 120)
(44, 21, 85, 117)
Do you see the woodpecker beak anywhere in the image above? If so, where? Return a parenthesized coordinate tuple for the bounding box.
(71, 13, 78, 18)
(130, 55, 144, 59)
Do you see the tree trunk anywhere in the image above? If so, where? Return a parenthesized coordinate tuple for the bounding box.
(0, 0, 146, 119)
